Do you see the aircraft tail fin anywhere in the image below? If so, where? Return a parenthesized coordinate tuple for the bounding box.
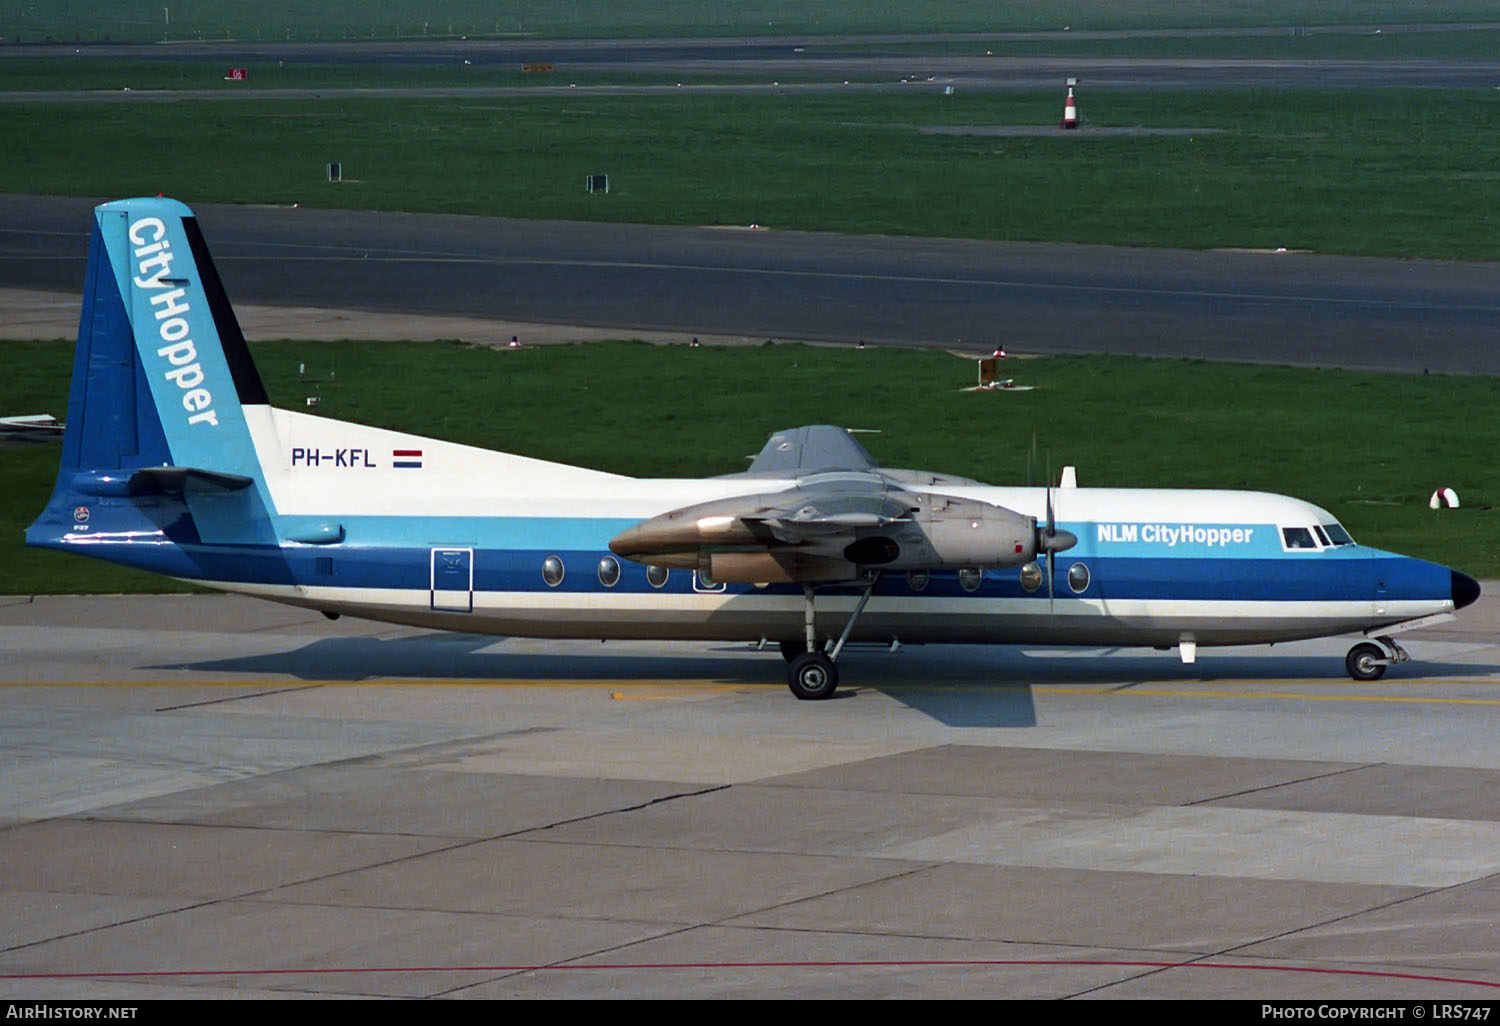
(28, 197, 277, 554)
(64, 197, 267, 477)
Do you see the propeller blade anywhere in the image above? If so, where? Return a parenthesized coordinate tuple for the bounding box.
(1036, 482, 1078, 614)
(1037, 483, 1078, 555)
(1046, 483, 1054, 613)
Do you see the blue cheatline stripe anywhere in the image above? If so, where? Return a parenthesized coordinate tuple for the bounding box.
(268, 514, 1387, 563)
(33, 527, 1455, 606)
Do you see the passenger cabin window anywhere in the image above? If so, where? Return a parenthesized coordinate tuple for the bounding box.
(1281, 526, 1318, 550)
(1018, 562, 1043, 593)
(541, 555, 566, 586)
(1067, 562, 1090, 593)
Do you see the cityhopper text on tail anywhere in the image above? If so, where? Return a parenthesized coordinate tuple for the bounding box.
(27, 198, 1481, 699)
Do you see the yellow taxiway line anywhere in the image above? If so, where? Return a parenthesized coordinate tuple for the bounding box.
(6, 678, 1500, 705)
(0, 678, 760, 693)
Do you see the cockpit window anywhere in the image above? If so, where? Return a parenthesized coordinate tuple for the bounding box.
(1323, 523, 1355, 546)
(1281, 526, 1318, 550)
(1313, 525, 1331, 547)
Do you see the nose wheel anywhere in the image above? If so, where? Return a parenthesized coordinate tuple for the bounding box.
(1346, 637, 1408, 681)
(1346, 642, 1386, 681)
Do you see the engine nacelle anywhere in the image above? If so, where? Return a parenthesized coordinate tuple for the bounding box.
(914, 505, 1038, 568)
(608, 487, 1065, 583)
(840, 496, 1038, 570)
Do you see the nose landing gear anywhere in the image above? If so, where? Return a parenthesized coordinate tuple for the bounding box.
(1345, 637, 1410, 681)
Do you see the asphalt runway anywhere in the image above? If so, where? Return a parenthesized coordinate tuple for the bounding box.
(5, 594, 1500, 999)
(9, 32, 1500, 92)
(6, 194, 1500, 373)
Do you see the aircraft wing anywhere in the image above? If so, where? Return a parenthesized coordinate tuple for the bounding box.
(0, 414, 63, 444)
(611, 439, 1056, 584)
(755, 481, 914, 541)
(727, 424, 987, 487)
(610, 477, 909, 582)
(739, 425, 878, 476)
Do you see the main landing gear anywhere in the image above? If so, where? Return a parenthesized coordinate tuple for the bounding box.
(1345, 637, 1410, 681)
(781, 574, 882, 700)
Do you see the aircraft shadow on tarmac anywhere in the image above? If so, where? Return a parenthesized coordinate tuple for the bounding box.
(148, 633, 1500, 729)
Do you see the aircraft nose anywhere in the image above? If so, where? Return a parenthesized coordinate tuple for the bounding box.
(1453, 570, 1482, 611)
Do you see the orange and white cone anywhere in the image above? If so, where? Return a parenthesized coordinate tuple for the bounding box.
(1061, 85, 1078, 129)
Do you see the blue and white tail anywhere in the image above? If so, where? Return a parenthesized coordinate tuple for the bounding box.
(27, 198, 282, 567)
(27, 197, 627, 587)
(64, 199, 269, 476)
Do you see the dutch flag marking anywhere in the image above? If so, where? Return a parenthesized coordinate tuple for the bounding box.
(393, 448, 423, 469)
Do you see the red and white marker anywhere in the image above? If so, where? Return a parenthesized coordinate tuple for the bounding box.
(1061, 82, 1079, 129)
(1429, 487, 1460, 509)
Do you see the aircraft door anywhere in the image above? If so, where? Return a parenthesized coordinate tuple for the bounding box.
(431, 547, 474, 612)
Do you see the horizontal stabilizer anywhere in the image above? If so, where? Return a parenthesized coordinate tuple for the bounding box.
(128, 466, 255, 495)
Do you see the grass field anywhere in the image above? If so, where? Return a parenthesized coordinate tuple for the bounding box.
(5, 88, 1500, 260)
(10, 1, 1500, 44)
(5, 338, 1497, 594)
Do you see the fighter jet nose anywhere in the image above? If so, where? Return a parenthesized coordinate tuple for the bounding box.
(1453, 570, 1482, 611)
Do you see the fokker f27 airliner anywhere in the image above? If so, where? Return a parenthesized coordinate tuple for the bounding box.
(26, 198, 1481, 698)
